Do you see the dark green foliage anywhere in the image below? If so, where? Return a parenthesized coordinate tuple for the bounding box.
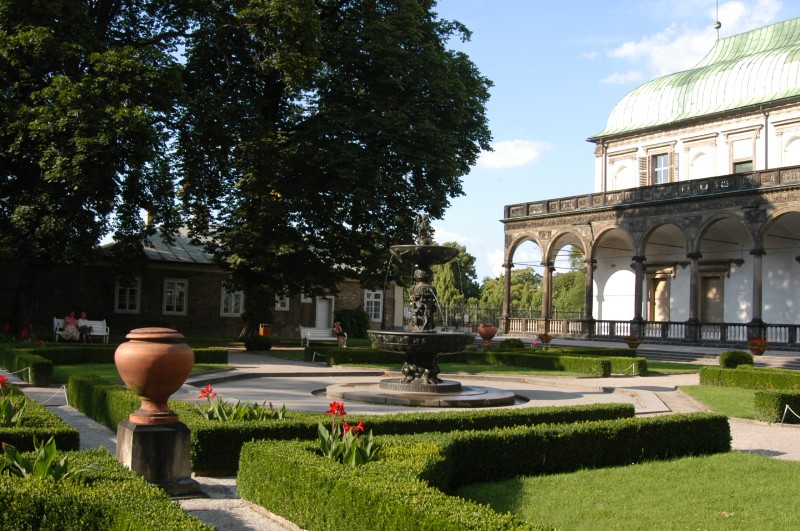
(448, 351, 613, 376)
(499, 338, 526, 349)
(311, 347, 398, 366)
(66, 376, 140, 431)
(719, 350, 754, 368)
(333, 308, 371, 339)
(0, 450, 212, 529)
(242, 336, 272, 352)
(237, 413, 729, 530)
(22, 345, 227, 365)
(0, 347, 53, 386)
(754, 390, 800, 423)
(700, 366, 800, 390)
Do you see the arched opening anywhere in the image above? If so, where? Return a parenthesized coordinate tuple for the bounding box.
(763, 211, 800, 323)
(593, 228, 635, 321)
(698, 217, 751, 323)
(643, 224, 688, 322)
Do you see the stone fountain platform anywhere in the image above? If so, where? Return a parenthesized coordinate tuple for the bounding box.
(325, 380, 517, 407)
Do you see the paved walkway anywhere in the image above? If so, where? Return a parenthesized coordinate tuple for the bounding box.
(7, 348, 800, 530)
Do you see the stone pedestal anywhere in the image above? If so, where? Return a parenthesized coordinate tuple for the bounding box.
(116, 420, 200, 496)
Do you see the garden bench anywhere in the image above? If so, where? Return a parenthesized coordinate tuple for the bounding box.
(299, 326, 346, 347)
(53, 317, 110, 343)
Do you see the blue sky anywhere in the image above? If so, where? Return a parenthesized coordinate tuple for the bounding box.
(431, 0, 800, 281)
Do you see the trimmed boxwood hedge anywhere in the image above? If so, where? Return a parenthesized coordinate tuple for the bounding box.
(64, 374, 634, 476)
(700, 366, 800, 390)
(21, 345, 228, 365)
(312, 347, 647, 376)
(754, 390, 800, 423)
(0, 449, 211, 530)
(237, 413, 730, 531)
(0, 384, 80, 451)
(0, 345, 53, 386)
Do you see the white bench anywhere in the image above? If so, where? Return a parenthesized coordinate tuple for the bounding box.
(299, 326, 346, 347)
(53, 317, 110, 343)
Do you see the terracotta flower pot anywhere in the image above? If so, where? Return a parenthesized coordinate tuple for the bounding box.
(115, 328, 194, 425)
(477, 322, 498, 345)
(749, 347, 765, 356)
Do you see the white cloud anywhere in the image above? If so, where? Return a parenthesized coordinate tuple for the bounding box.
(606, 0, 784, 78)
(431, 224, 476, 246)
(600, 70, 645, 84)
(477, 140, 551, 169)
(486, 248, 505, 278)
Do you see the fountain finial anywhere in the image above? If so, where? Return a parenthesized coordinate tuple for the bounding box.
(416, 213, 433, 245)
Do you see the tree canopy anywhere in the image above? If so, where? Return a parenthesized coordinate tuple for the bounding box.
(0, 0, 492, 333)
(430, 242, 480, 306)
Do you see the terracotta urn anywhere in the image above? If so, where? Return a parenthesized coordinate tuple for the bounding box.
(477, 322, 498, 345)
(115, 328, 194, 425)
(749, 347, 765, 356)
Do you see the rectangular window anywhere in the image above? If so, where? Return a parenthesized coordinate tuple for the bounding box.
(220, 287, 244, 317)
(115, 277, 141, 314)
(163, 279, 188, 315)
(300, 293, 312, 303)
(733, 160, 753, 173)
(275, 295, 290, 311)
(364, 290, 383, 322)
(651, 153, 670, 184)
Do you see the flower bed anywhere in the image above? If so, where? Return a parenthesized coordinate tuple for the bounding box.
(237, 413, 730, 530)
(0, 383, 79, 451)
(65, 374, 635, 475)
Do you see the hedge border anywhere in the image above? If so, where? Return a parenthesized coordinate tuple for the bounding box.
(237, 413, 730, 530)
(754, 390, 800, 423)
(700, 366, 800, 390)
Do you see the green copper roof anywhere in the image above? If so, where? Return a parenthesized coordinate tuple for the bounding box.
(592, 17, 800, 139)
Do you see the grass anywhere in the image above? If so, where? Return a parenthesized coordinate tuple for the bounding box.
(264, 348, 305, 362)
(51, 363, 230, 384)
(680, 384, 757, 419)
(456, 452, 800, 530)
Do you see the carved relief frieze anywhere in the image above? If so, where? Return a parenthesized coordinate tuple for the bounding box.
(561, 198, 577, 210)
(528, 202, 545, 215)
(761, 172, 777, 185)
(508, 205, 524, 218)
(538, 230, 551, 241)
(681, 215, 702, 229)
(578, 196, 590, 208)
(780, 168, 800, 184)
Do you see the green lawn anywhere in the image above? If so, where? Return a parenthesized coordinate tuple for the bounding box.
(680, 384, 757, 419)
(457, 452, 800, 530)
(51, 363, 230, 384)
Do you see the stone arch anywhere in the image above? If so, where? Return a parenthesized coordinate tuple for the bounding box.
(641, 223, 690, 322)
(592, 226, 636, 321)
(505, 234, 543, 266)
(696, 214, 753, 323)
(761, 208, 800, 323)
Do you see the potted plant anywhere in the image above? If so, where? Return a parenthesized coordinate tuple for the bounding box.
(623, 334, 641, 349)
(476, 322, 498, 345)
(747, 338, 769, 356)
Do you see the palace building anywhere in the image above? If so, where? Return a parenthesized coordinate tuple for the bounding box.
(502, 17, 800, 347)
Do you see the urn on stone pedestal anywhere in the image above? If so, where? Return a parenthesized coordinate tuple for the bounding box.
(114, 327, 194, 424)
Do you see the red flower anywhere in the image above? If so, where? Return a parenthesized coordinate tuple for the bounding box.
(34, 339, 43, 346)
(0, 375, 7, 388)
(198, 384, 217, 400)
(19, 329, 29, 340)
(326, 401, 346, 416)
(344, 420, 365, 434)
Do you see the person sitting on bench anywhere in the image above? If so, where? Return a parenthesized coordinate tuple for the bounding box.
(77, 310, 94, 343)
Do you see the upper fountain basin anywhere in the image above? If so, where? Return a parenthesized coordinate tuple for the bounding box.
(390, 245, 460, 266)
(368, 330, 475, 356)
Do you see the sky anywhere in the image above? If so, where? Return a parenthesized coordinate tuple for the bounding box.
(430, 0, 800, 281)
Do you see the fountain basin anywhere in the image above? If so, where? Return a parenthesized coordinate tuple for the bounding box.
(368, 330, 475, 355)
(390, 244, 460, 266)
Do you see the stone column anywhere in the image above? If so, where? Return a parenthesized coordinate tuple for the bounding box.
(581, 258, 596, 337)
(685, 252, 702, 342)
(501, 261, 512, 333)
(748, 248, 766, 340)
(631, 256, 646, 333)
(542, 260, 555, 331)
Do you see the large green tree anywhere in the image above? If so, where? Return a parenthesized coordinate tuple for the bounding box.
(431, 242, 479, 307)
(0, 0, 492, 336)
(0, 0, 186, 333)
(178, 0, 492, 334)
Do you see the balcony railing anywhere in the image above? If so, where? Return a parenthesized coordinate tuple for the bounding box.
(505, 318, 800, 347)
(504, 165, 800, 221)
